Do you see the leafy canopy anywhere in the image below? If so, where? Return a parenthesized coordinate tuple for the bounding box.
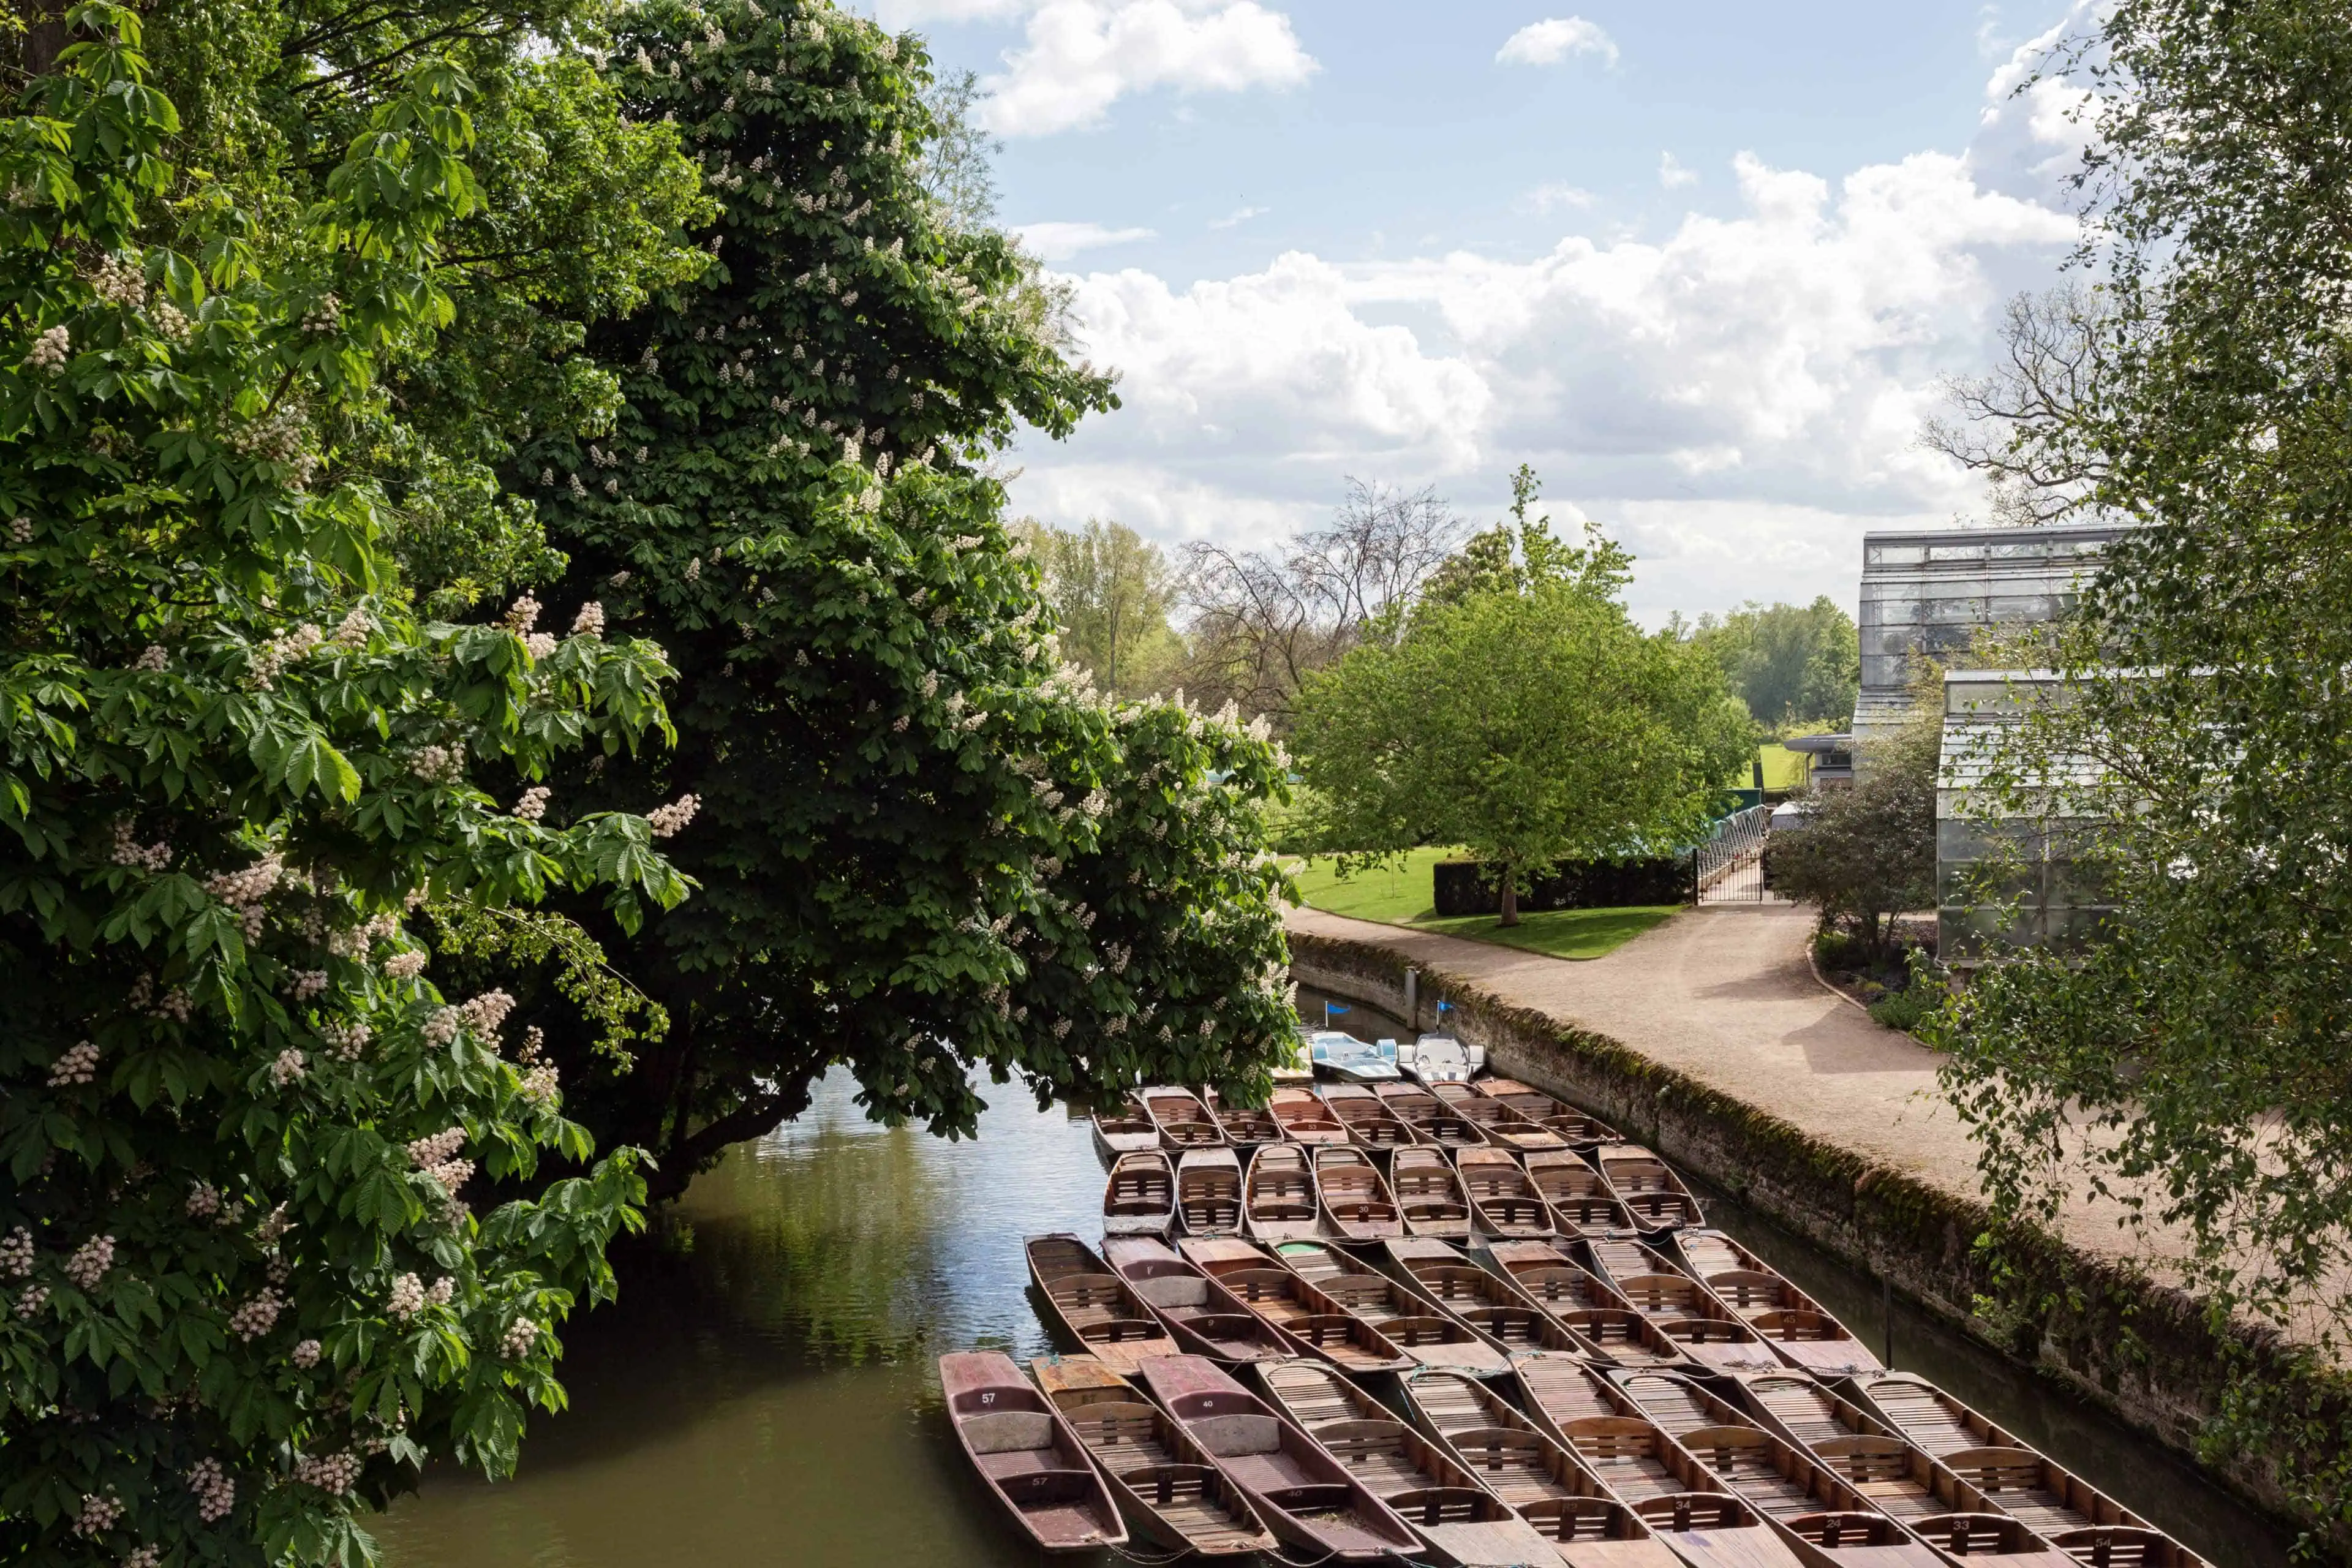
(441, 0, 1298, 1196)
(0, 8, 690, 1564)
(1294, 533, 1749, 923)
(1924, 0, 2352, 1532)
(1680, 596, 1860, 731)
(1013, 518, 1182, 698)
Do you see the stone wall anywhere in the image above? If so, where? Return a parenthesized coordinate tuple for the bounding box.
(1292, 927, 2344, 1536)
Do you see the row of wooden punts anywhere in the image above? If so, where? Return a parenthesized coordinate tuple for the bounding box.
(1095, 1080, 1623, 1166)
(943, 1084, 2212, 1568)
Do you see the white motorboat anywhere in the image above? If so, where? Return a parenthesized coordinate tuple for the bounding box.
(1396, 1033, 1483, 1085)
(1305, 1030, 1401, 1084)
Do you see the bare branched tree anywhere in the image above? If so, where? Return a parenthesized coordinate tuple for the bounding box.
(1177, 479, 1465, 727)
(1923, 285, 2130, 526)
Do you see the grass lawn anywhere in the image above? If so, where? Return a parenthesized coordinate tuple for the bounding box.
(1414, 906, 1679, 960)
(1287, 850, 1678, 961)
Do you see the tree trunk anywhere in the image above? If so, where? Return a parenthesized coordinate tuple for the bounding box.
(18, 2, 70, 78)
(1499, 870, 1519, 927)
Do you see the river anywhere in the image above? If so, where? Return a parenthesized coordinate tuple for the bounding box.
(377, 990, 2290, 1567)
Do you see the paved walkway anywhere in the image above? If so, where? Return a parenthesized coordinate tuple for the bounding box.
(1286, 902, 2162, 1275)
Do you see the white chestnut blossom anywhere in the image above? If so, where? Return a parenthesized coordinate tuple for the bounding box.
(321, 1020, 370, 1061)
(24, 325, 69, 372)
(227, 1288, 284, 1341)
(72, 1493, 123, 1538)
(63, 1234, 114, 1291)
(0, 1227, 31, 1276)
(500, 1316, 539, 1359)
(646, 794, 699, 839)
(47, 1040, 99, 1087)
(293, 1450, 361, 1494)
(186, 1458, 235, 1523)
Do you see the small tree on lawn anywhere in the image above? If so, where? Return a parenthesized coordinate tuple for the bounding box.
(1766, 715, 1939, 960)
(1292, 576, 1749, 925)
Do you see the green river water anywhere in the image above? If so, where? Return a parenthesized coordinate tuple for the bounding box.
(377, 990, 2293, 1568)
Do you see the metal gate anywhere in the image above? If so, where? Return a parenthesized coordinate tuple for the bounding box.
(1692, 803, 1781, 903)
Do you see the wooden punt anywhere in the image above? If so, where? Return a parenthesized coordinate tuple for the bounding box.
(1591, 1144, 1706, 1233)
(1271, 1240, 1511, 1378)
(1518, 1405, 1815, 1568)
(1176, 1234, 1285, 1279)
(940, 1349, 1128, 1553)
(1849, 1376, 2206, 1567)
(1030, 1355, 1278, 1558)
(1390, 1368, 1685, 1568)
(1483, 1241, 1700, 1371)
(1567, 1237, 1778, 1375)
(1773, 1512, 1951, 1568)
(1090, 1096, 1160, 1166)
(1455, 1148, 1556, 1239)
(1242, 1144, 1322, 1242)
(1379, 1238, 1598, 1359)
(1527, 1151, 1639, 1238)
(1510, 1354, 1643, 1446)
(1934, 1449, 2182, 1559)
(1376, 1082, 1488, 1152)
(1846, 1373, 2022, 1459)
(1737, 1373, 1897, 1451)
(1389, 1147, 1474, 1240)
(1175, 1148, 1244, 1237)
(1202, 1089, 1282, 1150)
(1141, 1085, 1228, 1150)
(1197, 1255, 1415, 1374)
(1434, 1082, 1571, 1153)
(1674, 1229, 1881, 1377)
(1027, 1234, 1179, 1374)
(1102, 1149, 1175, 1238)
(1721, 1381, 2048, 1556)
(1486, 1238, 1636, 1315)
(1260, 1358, 1560, 1567)
(1136, 1354, 1423, 1562)
(1269, 1085, 1349, 1145)
(1607, 1370, 1762, 1441)
(1672, 1423, 1951, 1568)
(1101, 1235, 1303, 1365)
(1313, 1146, 1405, 1244)
(1319, 1084, 1420, 1152)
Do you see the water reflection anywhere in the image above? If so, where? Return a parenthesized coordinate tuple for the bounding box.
(376, 1069, 1107, 1568)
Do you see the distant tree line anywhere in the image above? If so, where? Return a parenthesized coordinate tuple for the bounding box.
(1022, 480, 1860, 741)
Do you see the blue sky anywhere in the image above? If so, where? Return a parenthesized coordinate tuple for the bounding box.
(860, 1, 2097, 620)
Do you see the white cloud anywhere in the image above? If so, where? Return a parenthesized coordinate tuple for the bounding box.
(1496, 17, 1619, 68)
(1056, 252, 1493, 472)
(1012, 221, 1158, 260)
(1208, 204, 1268, 229)
(979, 1, 1317, 138)
(1010, 144, 2076, 617)
(1518, 181, 1597, 215)
(1659, 151, 1699, 189)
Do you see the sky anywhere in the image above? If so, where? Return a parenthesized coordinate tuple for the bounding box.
(856, 1, 2102, 622)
